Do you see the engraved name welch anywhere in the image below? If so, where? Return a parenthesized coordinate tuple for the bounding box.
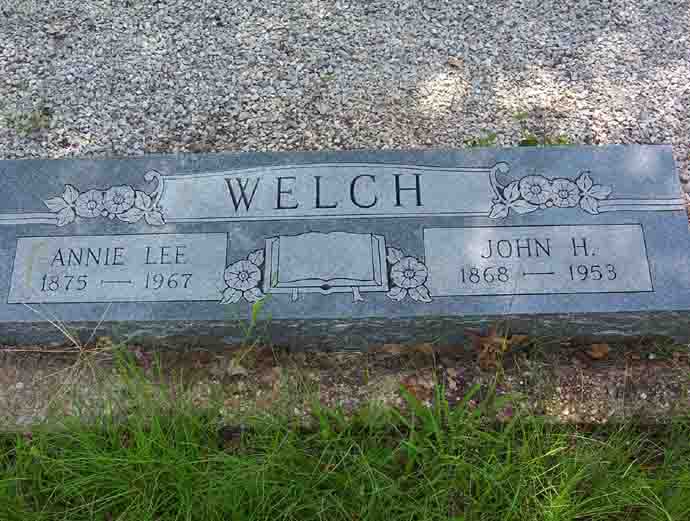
(225, 172, 422, 211)
(0, 162, 685, 227)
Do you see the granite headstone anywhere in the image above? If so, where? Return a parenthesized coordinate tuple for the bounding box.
(1, 145, 689, 348)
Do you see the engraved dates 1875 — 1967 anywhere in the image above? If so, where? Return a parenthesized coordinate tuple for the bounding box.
(424, 224, 653, 296)
(8, 233, 228, 303)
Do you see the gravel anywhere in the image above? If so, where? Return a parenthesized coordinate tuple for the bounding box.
(1, 1, 689, 188)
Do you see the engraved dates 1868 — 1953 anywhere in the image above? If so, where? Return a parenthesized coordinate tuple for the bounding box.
(8, 233, 228, 303)
(424, 225, 653, 296)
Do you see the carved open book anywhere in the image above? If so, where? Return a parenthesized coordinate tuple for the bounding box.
(264, 232, 389, 301)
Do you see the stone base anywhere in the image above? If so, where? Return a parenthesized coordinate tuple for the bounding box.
(2, 311, 690, 350)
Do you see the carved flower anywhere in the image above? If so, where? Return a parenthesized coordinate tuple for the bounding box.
(518, 175, 553, 205)
(390, 257, 428, 289)
(221, 250, 265, 304)
(103, 185, 135, 216)
(550, 178, 580, 208)
(386, 250, 432, 303)
(75, 189, 105, 218)
(224, 260, 262, 291)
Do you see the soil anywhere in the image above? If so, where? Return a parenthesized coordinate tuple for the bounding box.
(1, 336, 688, 429)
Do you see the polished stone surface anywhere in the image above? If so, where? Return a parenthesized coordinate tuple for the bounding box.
(1, 145, 688, 345)
(9, 233, 227, 303)
(424, 224, 652, 296)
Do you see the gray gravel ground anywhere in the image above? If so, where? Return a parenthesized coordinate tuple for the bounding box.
(1, 0, 689, 188)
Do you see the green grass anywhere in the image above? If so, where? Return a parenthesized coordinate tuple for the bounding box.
(0, 358, 688, 521)
(518, 132, 572, 147)
(3, 105, 53, 136)
(463, 132, 498, 148)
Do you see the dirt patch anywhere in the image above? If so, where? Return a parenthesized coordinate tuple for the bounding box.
(0, 337, 688, 428)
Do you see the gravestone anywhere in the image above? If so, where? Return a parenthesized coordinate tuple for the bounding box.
(1, 145, 689, 349)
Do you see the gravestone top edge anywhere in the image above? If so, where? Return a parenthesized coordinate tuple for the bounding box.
(0, 142, 676, 166)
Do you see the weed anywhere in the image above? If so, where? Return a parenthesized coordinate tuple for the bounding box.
(518, 131, 541, 146)
(1, 361, 688, 521)
(518, 131, 572, 147)
(4, 105, 53, 136)
(513, 111, 530, 122)
(544, 134, 572, 146)
(463, 132, 498, 148)
(513, 111, 573, 147)
(243, 297, 268, 345)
